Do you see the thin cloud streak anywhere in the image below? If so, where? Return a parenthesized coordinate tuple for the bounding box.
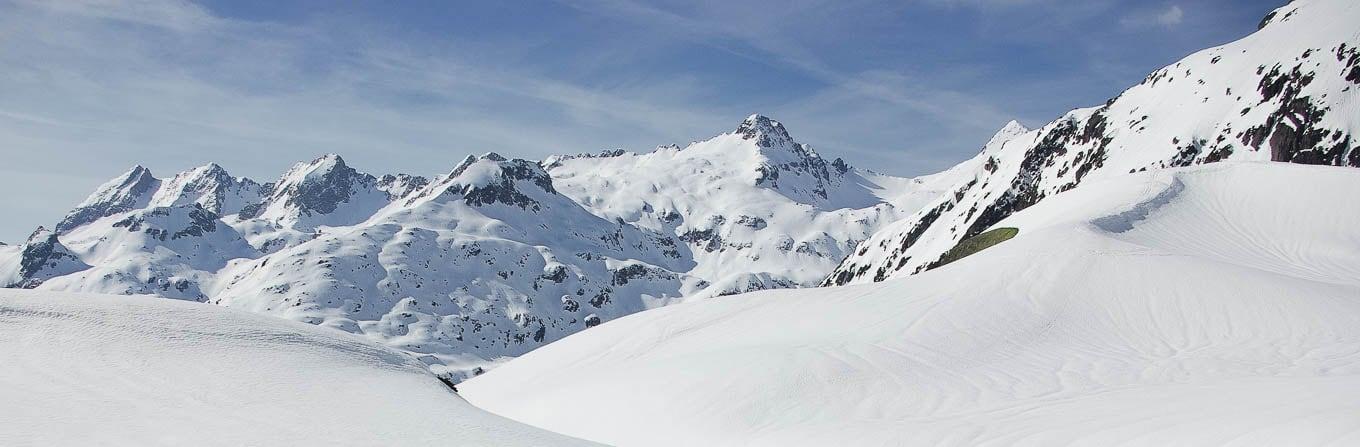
(0, 0, 1283, 242)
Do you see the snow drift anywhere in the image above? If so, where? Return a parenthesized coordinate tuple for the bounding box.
(0, 289, 595, 446)
(462, 162, 1360, 446)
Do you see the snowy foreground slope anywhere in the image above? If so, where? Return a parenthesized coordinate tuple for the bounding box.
(828, 0, 1360, 285)
(0, 290, 595, 446)
(463, 163, 1360, 446)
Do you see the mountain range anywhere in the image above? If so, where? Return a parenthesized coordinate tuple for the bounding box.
(3, 0, 1357, 386)
(0, 114, 951, 378)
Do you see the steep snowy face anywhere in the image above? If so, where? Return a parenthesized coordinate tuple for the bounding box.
(826, 0, 1360, 285)
(55, 165, 160, 233)
(1, 227, 90, 288)
(250, 154, 390, 229)
(0, 290, 597, 446)
(147, 163, 264, 216)
(546, 115, 944, 295)
(462, 163, 1360, 446)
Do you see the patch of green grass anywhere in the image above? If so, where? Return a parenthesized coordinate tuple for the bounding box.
(926, 227, 1019, 271)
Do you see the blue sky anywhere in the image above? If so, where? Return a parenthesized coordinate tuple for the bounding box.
(0, 0, 1282, 242)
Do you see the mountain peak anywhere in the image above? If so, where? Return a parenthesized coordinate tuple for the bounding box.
(120, 164, 155, 184)
(734, 114, 796, 149)
(414, 153, 557, 211)
(55, 165, 162, 233)
(149, 162, 263, 216)
(179, 162, 231, 182)
(254, 153, 385, 227)
(303, 154, 348, 172)
(982, 120, 1030, 152)
(26, 226, 53, 243)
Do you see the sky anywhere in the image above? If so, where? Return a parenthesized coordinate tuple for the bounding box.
(0, 0, 1283, 242)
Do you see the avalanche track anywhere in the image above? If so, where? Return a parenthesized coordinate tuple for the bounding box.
(462, 162, 1360, 446)
(0, 290, 596, 446)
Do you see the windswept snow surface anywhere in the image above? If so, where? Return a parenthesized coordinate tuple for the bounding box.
(0, 290, 596, 446)
(463, 163, 1360, 446)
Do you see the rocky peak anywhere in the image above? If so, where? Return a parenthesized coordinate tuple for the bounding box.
(12, 226, 89, 288)
(377, 173, 430, 199)
(56, 165, 161, 233)
(269, 154, 377, 217)
(149, 163, 263, 215)
(414, 153, 558, 211)
(734, 114, 798, 149)
(731, 115, 852, 202)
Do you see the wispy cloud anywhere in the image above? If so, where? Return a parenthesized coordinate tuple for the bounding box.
(0, 0, 1280, 241)
(1121, 4, 1184, 28)
(555, 0, 1017, 150)
(0, 0, 739, 240)
(11, 0, 216, 31)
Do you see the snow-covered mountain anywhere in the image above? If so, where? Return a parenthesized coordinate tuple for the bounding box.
(1, 115, 942, 378)
(0, 227, 90, 289)
(6, 0, 1358, 387)
(826, 0, 1360, 285)
(0, 289, 595, 446)
(462, 162, 1360, 446)
(544, 114, 946, 295)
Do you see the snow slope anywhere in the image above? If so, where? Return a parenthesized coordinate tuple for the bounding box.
(462, 162, 1360, 446)
(827, 0, 1360, 285)
(0, 289, 596, 446)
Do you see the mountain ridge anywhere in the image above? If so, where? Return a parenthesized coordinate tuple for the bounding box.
(6, 0, 1359, 381)
(1, 114, 941, 378)
(825, 0, 1360, 285)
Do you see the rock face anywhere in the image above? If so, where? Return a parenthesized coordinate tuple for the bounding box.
(5, 227, 90, 288)
(3, 117, 946, 379)
(825, 0, 1360, 285)
(377, 173, 430, 199)
(253, 154, 391, 229)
